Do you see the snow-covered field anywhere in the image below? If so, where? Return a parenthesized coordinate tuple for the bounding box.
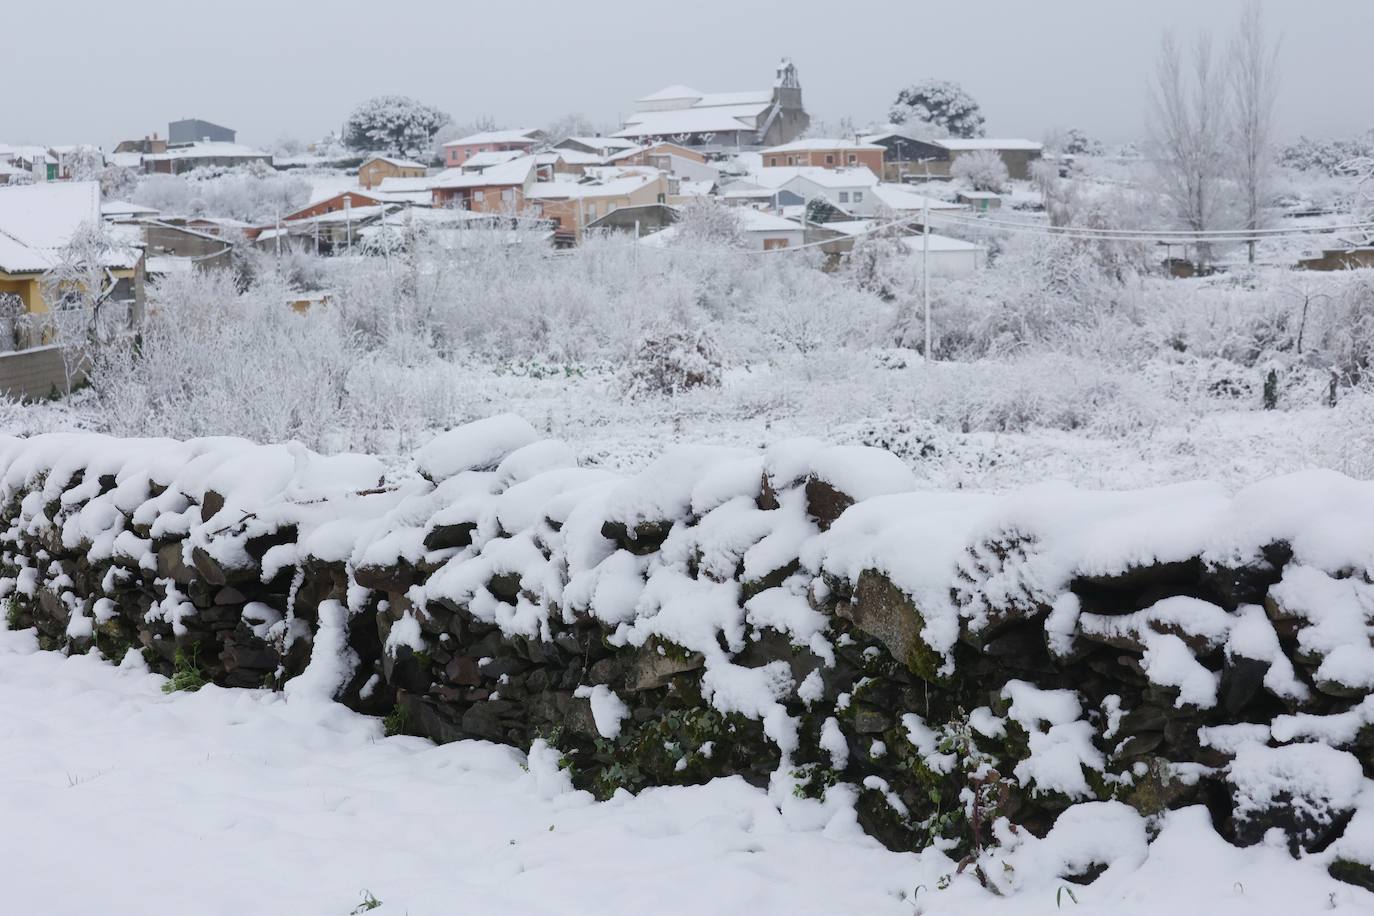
(2, 625, 1367, 916)
(3, 150, 1373, 916)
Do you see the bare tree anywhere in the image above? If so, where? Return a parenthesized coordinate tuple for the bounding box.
(1340, 155, 1374, 246)
(40, 222, 131, 393)
(1148, 30, 1229, 269)
(1228, 1, 1281, 263)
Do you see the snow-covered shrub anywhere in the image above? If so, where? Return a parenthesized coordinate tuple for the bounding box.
(88, 271, 356, 448)
(622, 326, 723, 398)
(951, 150, 1009, 193)
(930, 232, 1134, 359)
(134, 169, 311, 223)
(668, 200, 746, 248)
(916, 353, 1168, 435)
(1046, 126, 1105, 158)
(1280, 130, 1374, 175)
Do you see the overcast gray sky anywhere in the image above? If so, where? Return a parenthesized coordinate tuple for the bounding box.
(5, 0, 1370, 149)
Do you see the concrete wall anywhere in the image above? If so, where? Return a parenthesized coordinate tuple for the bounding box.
(0, 344, 78, 401)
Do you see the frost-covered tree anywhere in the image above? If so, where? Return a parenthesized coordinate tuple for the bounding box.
(132, 171, 310, 223)
(344, 95, 451, 158)
(40, 221, 132, 391)
(65, 146, 105, 182)
(542, 113, 599, 145)
(1227, 0, 1281, 263)
(1340, 155, 1374, 246)
(1046, 127, 1104, 157)
(1148, 30, 1230, 264)
(889, 80, 985, 139)
(99, 164, 138, 200)
(951, 150, 1009, 193)
(670, 201, 746, 248)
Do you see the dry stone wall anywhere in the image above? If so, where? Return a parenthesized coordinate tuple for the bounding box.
(2, 419, 1373, 892)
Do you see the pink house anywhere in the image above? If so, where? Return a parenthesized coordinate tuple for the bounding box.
(442, 128, 543, 168)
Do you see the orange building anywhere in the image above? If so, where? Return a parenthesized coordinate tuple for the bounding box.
(761, 139, 884, 173)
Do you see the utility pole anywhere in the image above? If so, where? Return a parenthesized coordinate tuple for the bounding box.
(922, 161, 931, 363)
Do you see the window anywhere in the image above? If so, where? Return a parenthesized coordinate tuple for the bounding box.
(825, 154, 834, 165)
(838, 191, 849, 203)
(853, 191, 863, 203)
(847, 154, 857, 164)
(587, 203, 598, 219)
(787, 156, 796, 166)
(473, 190, 485, 204)
(501, 188, 514, 203)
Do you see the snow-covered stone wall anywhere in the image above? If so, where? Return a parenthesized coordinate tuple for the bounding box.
(3, 418, 1373, 893)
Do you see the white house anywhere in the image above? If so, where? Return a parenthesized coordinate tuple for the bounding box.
(897, 234, 985, 277)
(735, 208, 805, 250)
(751, 166, 881, 216)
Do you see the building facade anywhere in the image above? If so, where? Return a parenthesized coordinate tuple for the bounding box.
(168, 119, 236, 145)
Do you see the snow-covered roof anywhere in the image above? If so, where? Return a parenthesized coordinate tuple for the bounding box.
(719, 186, 776, 200)
(933, 138, 1043, 152)
(0, 182, 140, 274)
(751, 166, 881, 190)
(376, 176, 436, 194)
(376, 207, 489, 227)
(305, 177, 365, 205)
(363, 156, 428, 170)
(187, 216, 257, 229)
(762, 139, 884, 154)
(735, 209, 803, 233)
(539, 149, 606, 166)
(861, 131, 921, 145)
(431, 157, 535, 189)
(558, 136, 639, 152)
(636, 84, 705, 103)
(872, 184, 964, 211)
(463, 150, 525, 170)
(143, 142, 270, 161)
(443, 129, 541, 148)
(525, 172, 660, 201)
(676, 180, 716, 198)
(820, 219, 877, 237)
(693, 90, 773, 107)
(295, 204, 392, 226)
(369, 189, 434, 206)
(108, 152, 144, 169)
(101, 200, 161, 218)
(145, 255, 195, 275)
(615, 103, 770, 140)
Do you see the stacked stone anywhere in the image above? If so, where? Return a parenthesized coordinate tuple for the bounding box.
(0, 426, 1371, 891)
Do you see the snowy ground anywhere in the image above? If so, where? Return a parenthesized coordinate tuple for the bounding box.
(2, 626, 1368, 916)
(10, 356, 1366, 494)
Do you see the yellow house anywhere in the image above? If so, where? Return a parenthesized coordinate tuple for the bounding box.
(358, 156, 429, 190)
(0, 182, 141, 315)
(526, 169, 672, 244)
